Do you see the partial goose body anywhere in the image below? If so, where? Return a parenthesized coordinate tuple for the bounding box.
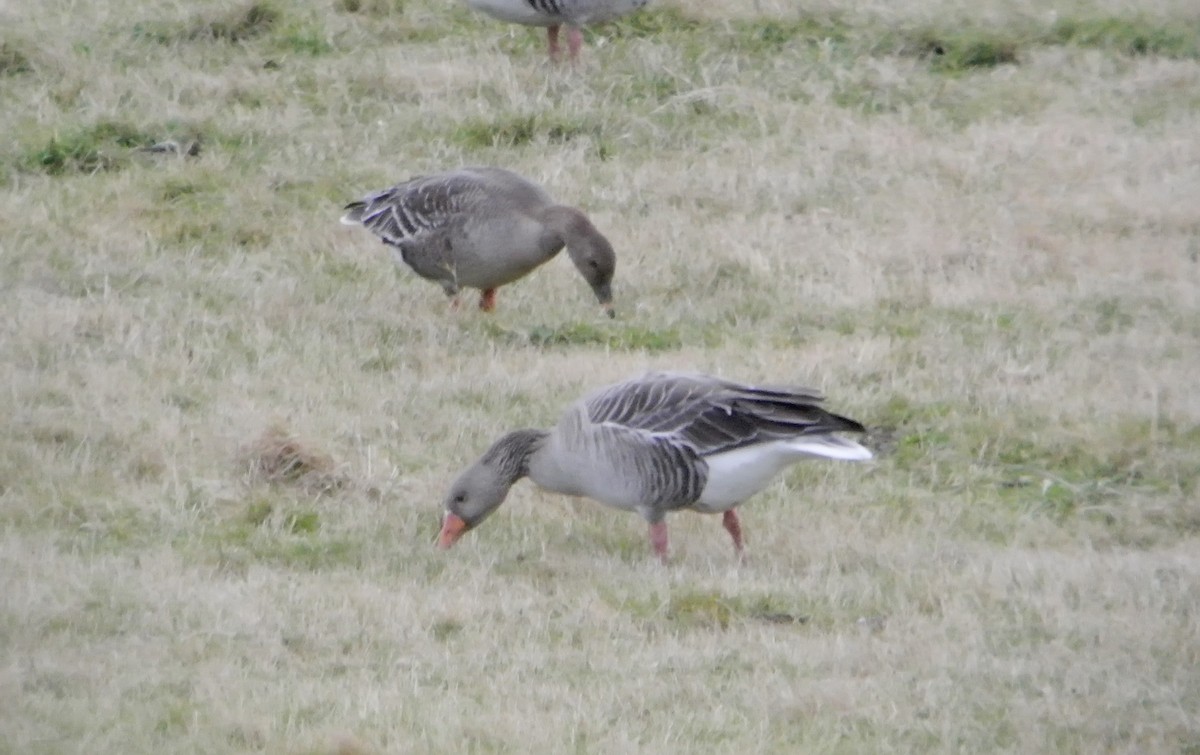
(341, 167, 616, 316)
(464, 0, 651, 62)
(438, 372, 873, 561)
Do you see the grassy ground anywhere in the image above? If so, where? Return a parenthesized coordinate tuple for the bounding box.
(2, 0, 1199, 751)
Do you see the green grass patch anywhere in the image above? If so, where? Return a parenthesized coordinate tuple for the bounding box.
(893, 27, 1020, 71)
(133, 1, 281, 44)
(614, 589, 811, 630)
(526, 322, 682, 352)
(0, 40, 34, 75)
(232, 531, 362, 571)
(243, 498, 274, 527)
(450, 113, 602, 151)
(285, 509, 321, 535)
(602, 6, 704, 40)
(200, 506, 361, 572)
(276, 27, 334, 56)
(1052, 16, 1200, 60)
(335, 0, 404, 15)
(431, 619, 464, 641)
(16, 121, 156, 175)
(728, 15, 851, 52)
(882, 15, 1200, 73)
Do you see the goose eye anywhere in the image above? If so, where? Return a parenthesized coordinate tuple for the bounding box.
(588, 260, 599, 269)
(453, 493, 466, 504)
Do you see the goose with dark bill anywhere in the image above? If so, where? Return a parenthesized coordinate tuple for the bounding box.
(341, 167, 616, 316)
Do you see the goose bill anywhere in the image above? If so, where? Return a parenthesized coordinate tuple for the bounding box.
(437, 512, 469, 549)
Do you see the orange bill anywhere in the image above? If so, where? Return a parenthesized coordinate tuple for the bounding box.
(437, 512, 469, 549)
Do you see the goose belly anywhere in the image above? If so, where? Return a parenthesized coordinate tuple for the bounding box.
(694, 442, 799, 513)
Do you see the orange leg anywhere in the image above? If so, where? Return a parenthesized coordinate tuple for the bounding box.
(478, 288, 498, 312)
(648, 521, 669, 564)
(722, 510, 744, 556)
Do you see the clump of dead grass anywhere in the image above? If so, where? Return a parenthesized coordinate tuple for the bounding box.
(238, 423, 347, 494)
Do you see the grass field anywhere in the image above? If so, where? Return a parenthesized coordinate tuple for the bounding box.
(2, 0, 1200, 751)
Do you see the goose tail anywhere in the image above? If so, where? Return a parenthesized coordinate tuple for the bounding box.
(788, 435, 874, 462)
(340, 200, 368, 226)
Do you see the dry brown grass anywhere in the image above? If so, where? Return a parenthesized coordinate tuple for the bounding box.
(2, 0, 1199, 752)
(239, 423, 348, 494)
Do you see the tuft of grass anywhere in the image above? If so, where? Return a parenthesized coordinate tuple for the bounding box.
(526, 322, 682, 352)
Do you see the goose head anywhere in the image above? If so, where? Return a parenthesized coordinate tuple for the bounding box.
(437, 429, 546, 549)
(437, 462, 511, 548)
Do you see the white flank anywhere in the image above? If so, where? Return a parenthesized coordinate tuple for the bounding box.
(695, 437, 872, 512)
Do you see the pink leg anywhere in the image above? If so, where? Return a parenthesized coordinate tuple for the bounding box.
(547, 25, 561, 62)
(478, 288, 497, 312)
(448, 295, 462, 311)
(648, 521, 669, 563)
(722, 510, 745, 556)
(567, 27, 583, 62)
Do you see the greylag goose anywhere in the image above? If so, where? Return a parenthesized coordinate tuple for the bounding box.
(465, 0, 651, 63)
(437, 372, 873, 562)
(341, 167, 616, 316)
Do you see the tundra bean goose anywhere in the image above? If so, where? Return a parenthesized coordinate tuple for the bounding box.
(341, 167, 616, 316)
(465, 0, 651, 63)
(438, 372, 873, 562)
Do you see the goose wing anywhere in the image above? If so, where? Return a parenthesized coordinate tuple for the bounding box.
(583, 372, 865, 458)
(341, 170, 497, 247)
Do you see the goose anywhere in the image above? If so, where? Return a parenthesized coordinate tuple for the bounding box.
(437, 372, 873, 562)
(341, 167, 616, 316)
(464, 0, 651, 63)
